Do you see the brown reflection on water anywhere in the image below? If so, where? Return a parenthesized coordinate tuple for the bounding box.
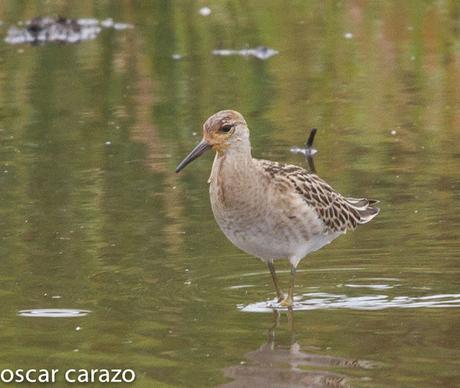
(222, 310, 372, 387)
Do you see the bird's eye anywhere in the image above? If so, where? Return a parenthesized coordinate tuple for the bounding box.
(221, 124, 233, 133)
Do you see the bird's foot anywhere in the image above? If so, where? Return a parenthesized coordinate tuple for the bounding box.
(279, 296, 293, 308)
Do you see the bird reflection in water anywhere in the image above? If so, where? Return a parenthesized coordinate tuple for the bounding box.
(221, 309, 373, 388)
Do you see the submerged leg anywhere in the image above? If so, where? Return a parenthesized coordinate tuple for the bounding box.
(280, 264, 297, 307)
(267, 261, 284, 302)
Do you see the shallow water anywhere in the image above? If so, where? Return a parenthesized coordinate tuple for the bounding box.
(0, 1, 459, 387)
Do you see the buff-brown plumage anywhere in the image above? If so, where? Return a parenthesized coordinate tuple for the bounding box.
(257, 160, 379, 233)
(176, 110, 379, 307)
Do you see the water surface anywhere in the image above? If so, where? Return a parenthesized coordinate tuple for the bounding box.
(0, 1, 459, 387)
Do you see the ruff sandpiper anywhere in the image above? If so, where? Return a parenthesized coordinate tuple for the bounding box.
(176, 110, 379, 307)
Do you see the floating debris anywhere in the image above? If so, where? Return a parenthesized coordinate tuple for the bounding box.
(98, 18, 132, 30)
(199, 6, 212, 16)
(77, 18, 100, 27)
(5, 16, 133, 45)
(113, 22, 133, 31)
(6, 17, 98, 44)
(100, 18, 114, 28)
(172, 53, 183, 60)
(212, 46, 278, 60)
(344, 32, 353, 39)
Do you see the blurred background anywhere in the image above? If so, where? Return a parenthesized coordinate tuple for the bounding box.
(0, 1, 459, 386)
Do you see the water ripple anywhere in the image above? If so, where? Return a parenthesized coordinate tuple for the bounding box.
(240, 293, 460, 313)
(18, 309, 91, 318)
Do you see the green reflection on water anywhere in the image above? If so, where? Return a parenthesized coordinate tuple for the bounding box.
(0, 1, 459, 387)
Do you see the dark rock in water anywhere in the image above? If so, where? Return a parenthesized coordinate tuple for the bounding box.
(5, 16, 133, 45)
(212, 46, 279, 60)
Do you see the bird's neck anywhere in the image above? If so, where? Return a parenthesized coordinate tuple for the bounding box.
(224, 139, 252, 159)
(209, 145, 254, 184)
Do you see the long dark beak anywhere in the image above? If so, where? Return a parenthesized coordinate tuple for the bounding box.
(175, 139, 211, 173)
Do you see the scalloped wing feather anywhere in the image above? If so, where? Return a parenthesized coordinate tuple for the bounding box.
(258, 160, 380, 233)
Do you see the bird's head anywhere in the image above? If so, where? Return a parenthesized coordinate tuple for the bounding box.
(175, 110, 249, 173)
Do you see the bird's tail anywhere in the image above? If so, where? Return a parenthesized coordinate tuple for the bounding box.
(346, 197, 380, 224)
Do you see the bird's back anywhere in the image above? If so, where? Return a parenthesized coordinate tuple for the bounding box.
(256, 159, 380, 234)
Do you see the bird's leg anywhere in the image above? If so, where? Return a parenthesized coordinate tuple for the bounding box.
(280, 264, 296, 307)
(267, 261, 285, 302)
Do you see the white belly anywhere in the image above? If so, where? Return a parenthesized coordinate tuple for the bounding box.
(219, 218, 341, 264)
(210, 191, 342, 264)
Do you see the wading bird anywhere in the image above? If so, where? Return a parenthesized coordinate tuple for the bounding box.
(176, 110, 379, 307)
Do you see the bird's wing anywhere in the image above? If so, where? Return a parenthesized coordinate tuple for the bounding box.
(258, 160, 379, 233)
